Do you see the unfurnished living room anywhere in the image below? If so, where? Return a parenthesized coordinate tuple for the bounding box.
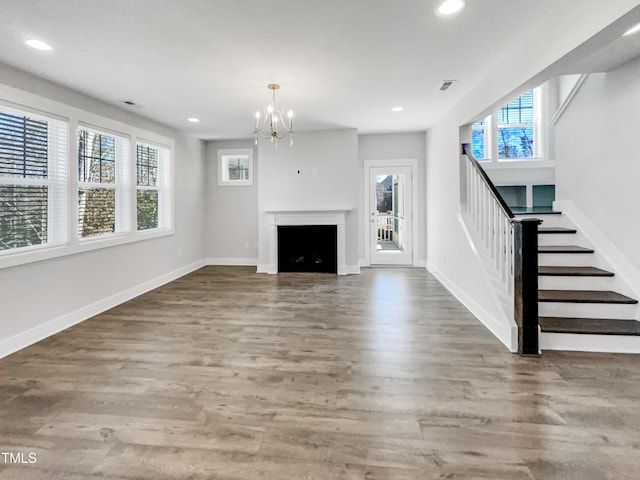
(1, 1, 640, 479)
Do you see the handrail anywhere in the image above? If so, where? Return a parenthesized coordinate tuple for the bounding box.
(461, 143, 514, 219)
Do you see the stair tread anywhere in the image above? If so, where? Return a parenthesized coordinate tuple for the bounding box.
(514, 209, 562, 215)
(540, 317, 640, 336)
(539, 245, 594, 254)
(539, 289, 638, 304)
(538, 266, 614, 277)
(538, 227, 577, 234)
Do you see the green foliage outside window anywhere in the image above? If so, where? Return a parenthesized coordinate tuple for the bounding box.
(137, 190, 158, 230)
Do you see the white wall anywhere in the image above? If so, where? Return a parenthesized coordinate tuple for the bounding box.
(257, 129, 359, 270)
(358, 133, 426, 266)
(554, 58, 640, 269)
(205, 140, 258, 264)
(425, 2, 638, 350)
(0, 64, 206, 357)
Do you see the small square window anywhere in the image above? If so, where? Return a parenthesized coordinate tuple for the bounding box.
(218, 149, 253, 186)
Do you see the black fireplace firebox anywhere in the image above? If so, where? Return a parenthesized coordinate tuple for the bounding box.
(277, 225, 337, 273)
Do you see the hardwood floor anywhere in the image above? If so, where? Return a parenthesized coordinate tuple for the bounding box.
(1, 266, 640, 479)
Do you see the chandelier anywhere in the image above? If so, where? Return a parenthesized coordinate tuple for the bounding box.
(254, 83, 293, 147)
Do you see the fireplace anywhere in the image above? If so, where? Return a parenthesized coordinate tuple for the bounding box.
(260, 210, 349, 275)
(278, 225, 337, 273)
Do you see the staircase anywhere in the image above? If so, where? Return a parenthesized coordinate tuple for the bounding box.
(516, 210, 640, 351)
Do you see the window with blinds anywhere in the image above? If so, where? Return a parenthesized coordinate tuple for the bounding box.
(136, 143, 162, 231)
(77, 128, 115, 238)
(0, 92, 173, 268)
(0, 108, 67, 252)
(497, 90, 536, 159)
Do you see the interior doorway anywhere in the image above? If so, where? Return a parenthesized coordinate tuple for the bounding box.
(366, 163, 414, 265)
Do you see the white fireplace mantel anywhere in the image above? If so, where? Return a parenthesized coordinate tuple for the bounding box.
(260, 210, 350, 275)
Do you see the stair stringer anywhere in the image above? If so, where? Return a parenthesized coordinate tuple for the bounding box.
(456, 213, 518, 352)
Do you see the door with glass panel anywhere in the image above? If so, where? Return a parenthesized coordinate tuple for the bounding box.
(369, 166, 412, 265)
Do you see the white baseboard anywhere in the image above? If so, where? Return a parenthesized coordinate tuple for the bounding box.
(256, 264, 277, 274)
(413, 258, 426, 268)
(206, 257, 258, 266)
(358, 258, 425, 268)
(0, 259, 206, 360)
(342, 264, 361, 275)
(427, 260, 517, 353)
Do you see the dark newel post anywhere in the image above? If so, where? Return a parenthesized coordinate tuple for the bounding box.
(512, 218, 542, 355)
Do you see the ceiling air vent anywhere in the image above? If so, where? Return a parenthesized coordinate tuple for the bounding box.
(439, 80, 456, 91)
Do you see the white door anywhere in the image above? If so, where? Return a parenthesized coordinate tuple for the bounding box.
(369, 166, 413, 265)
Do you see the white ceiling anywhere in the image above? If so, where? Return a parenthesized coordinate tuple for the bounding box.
(0, 0, 638, 140)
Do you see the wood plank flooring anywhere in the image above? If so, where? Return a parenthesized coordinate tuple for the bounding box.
(1, 266, 640, 479)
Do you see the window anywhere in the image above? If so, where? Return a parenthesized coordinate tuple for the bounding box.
(218, 148, 253, 186)
(77, 127, 129, 238)
(0, 87, 174, 270)
(136, 142, 168, 231)
(470, 87, 542, 161)
(471, 119, 488, 159)
(0, 106, 67, 253)
(497, 89, 537, 159)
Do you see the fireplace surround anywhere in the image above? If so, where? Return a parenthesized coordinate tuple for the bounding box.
(261, 210, 349, 274)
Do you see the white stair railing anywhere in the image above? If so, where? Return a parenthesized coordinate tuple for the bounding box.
(460, 144, 540, 355)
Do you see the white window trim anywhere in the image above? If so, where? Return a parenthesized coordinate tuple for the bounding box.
(218, 148, 253, 186)
(477, 86, 546, 163)
(135, 140, 171, 232)
(0, 83, 175, 271)
(76, 125, 130, 240)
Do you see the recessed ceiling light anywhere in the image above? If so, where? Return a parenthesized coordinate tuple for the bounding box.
(623, 22, 640, 37)
(25, 39, 52, 51)
(436, 0, 466, 17)
(187, 117, 200, 123)
(391, 106, 404, 112)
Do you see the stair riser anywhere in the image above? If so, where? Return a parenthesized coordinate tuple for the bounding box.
(538, 253, 594, 267)
(540, 332, 640, 354)
(538, 234, 580, 246)
(538, 276, 614, 290)
(539, 302, 637, 320)
(528, 215, 568, 229)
